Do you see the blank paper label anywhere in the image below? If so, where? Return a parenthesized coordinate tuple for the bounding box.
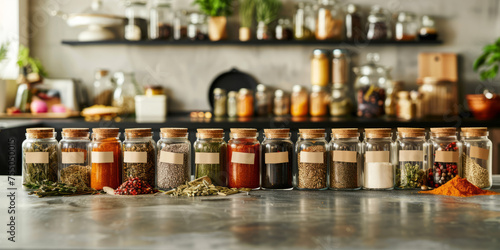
(231, 152, 255, 164)
(300, 152, 324, 164)
(435, 151, 459, 163)
(124, 152, 147, 163)
(366, 151, 390, 163)
(25, 152, 49, 164)
(265, 152, 288, 164)
(92, 152, 114, 163)
(62, 152, 85, 164)
(195, 152, 220, 164)
(470, 146, 489, 160)
(399, 150, 423, 162)
(333, 151, 357, 163)
(160, 151, 184, 164)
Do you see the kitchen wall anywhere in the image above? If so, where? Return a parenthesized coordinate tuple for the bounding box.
(27, 0, 500, 111)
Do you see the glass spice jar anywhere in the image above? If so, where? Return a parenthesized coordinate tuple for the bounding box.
(90, 128, 122, 190)
(332, 49, 349, 86)
(173, 10, 188, 40)
(188, 12, 209, 41)
(228, 128, 260, 189)
(395, 12, 418, 41)
(294, 2, 315, 40)
(396, 91, 414, 120)
(112, 72, 144, 115)
(213, 88, 227, 117)
(461, 127, 492, 189)
(316, 0, 344, 40)
(59, 128, 91, 188)
(330, 85, 352, 117)
(261, 129, 294, 190)
(428, 127, 462, 188)
(122, 128, 156, 187)
(345, 4, 363, 42)
(237, 88, 254, 117)
(125, 0, 149, 41)
(310, 85, 329, 117)
(194, 129, 227, 187)
(255, 84, 272, 117)
(291, 85, 309, 117)
(92, 69, 113, 106)
(22, 128, 59, 185)
(330, 128, 362, 190)
(363, 128, 394, 190)
(395, 128, 427, 189)
(418, 15, 438, 41)
(227, 91, 238, 118)
(275, 18, 293, 40)
(274, 89, 290, 116)
(149, 0, 173, 40)
(311, 49, 331, 87)
(366, 6, 392, 41)
(157, 128, 191, 190)
(295, 129, 328, 190)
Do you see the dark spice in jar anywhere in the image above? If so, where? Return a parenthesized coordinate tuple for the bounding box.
(330, 159, 359, 189)
(157, 143, 190, 190)
(297, 145, 327, 189)
(357, 85, 386, 118)
(123, 142, 156, 188)
(261, 140, 293, 189)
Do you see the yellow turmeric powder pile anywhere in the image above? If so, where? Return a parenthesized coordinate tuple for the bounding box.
(419, 176, 499, 197)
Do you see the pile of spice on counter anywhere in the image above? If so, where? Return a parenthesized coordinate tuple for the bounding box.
(419, 176, 498, 197)
(24, 181, 101, 198)
(164, 176, 251, 197)
(113, 177, 157, 195)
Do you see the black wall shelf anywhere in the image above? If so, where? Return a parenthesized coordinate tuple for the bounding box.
(61, 40, 443, 46)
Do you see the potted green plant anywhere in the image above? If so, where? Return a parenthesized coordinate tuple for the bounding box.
(239, 0, 255, 41)
(255, 0, 281, 40)
(194, 0, 234, 41)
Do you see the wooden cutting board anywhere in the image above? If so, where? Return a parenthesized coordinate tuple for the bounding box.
(418, 53, 458, 83)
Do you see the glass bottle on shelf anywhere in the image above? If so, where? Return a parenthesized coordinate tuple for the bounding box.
(125, 0, 148, 41)
(291, 85, 309, 117)
(294, 2, 313, 40)
(173, 10, 188, 40)
(332, 49, 349, 86)
(315, 0, 344, 40)
(363, 128, 394, 190)
(59, 128, 91, 187)
(294, 129, 328, 190)
(428, 127, 462, 188)
(418, 15, 438, 41)
(274, 89, 290, 116)
(188, 12, 209, 41)
(112, 72, 143, 115)
(396, 91, 414, 120)
(395, 128, 427, 189)
(345, 4, 363, 41)
(237, 88, 254, 117)
(227, 91, 238, 118)
(122, 128, 156, 187)
(255, 84, 272, 117)
(461, 127, 492, 189)
(213, 88, 227, 117)
(311, 49, 331, 87)
(22, 128, 58, 185)
(310, 85, 329, 117)
(256, 21, 271, 40)
(228, 128, 260, 189)
(330, 85, 352, 117)
(157, 128, 191, 190)
(366, 6, 392, 41)
(194, 128, 227, 187)
(395, 12, 418, 41)
(330, 128, 362, 190)
(149, 0, 173, 40)
(275, 18, 293, 40)
(261, 129, 294, 190)
(92, 69, 113, 106)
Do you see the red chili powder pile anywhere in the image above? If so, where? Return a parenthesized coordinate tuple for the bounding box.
(419, 176, 499, 197)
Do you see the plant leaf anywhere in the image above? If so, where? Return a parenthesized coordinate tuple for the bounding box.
(473, 52, 489, 71)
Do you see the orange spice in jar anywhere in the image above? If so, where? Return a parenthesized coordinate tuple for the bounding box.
(310, 85, 329, 117)
(237, 88, 254, 117)
(291, 85, 309, 117)
(90, 128, 122, 190)
(311, 49, 331, 87)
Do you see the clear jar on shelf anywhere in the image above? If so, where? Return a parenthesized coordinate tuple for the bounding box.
(227, 91, 238, 118)
(395, 128, 427, 189)
(194, 129, 227, 187)
(188, 12, 209, 41)
(22, 128, 58, 185)
(363, 128, 394, 190)
(149, 0, 173, 40)
(92, 69, 113, 106)
(112, 72, 143, 115)
(395, 12, 418, 41)
(228, 128, 260, 189)
(330, 85, 352, 117)
(261, 129, 294, 190)
(316, 0, 344, 40)
(332, 49, 349, 86)
(291, 85, 309, 117)
(396, 91, 414, 120)
(366, 6, 392, 41)
(345, 4, 363, 42)
(419, 77, 458, 117)
(173, 10, 188, 40)
(275, 18, 293, 40)
(311, 49, 331, 87)
(294, 2, 316, 40)
(59, 128, 91, 188)
(274, 89, 290, 116)
(330, 128, 362, 190)
(295, 129, 328, 190)
(213, 88, 227, 117)
(125, 0, 148, 41)
(122, 128, 156, 187)
(310, 85, 329, 117)
(255, 84, 272, 117)
(428, 127, 462, 188)
(461, 127, 492, 189)
(237, 88, 254, 117)
(90, 128, 122, 190)
(418, 15, 438, 41)
(157, 128, 191, 190)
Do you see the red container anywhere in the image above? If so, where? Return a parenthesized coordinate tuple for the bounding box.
(228, 128, 260, 189)
(466, 94, 500, 120)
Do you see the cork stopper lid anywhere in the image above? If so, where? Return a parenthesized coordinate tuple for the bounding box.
(92, 128, 120, 138)
(461, 127, 488, 137)
(365, 128, 392, 138)
(26, 128, 55, 139)
(160, 128, 188, 138)
(197, 128, 224, 139)
(299, 129, 325, 139)
(397, 127, 425, 138)
(62, 128, 89, 138)
(125, 128, 152, 138)
(264, 128, 290, 139)
(331, 128, 359, 139)
(430, 127, 456, 137)
(230, 128, 258, 138)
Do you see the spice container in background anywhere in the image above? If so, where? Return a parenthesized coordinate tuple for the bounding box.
(188, 12, 209, 41)
(228, 128, 260, 189)
(293, 2, 315, 40)
(255, 84, 272, 117)
(237, 88, 254, 117)
(395, 128, 427, 189)
(144, 85, 164, 96)
(418, 15, 438, 41)
(385, 80, 401, 117)
(345, 4, 363, 41)
(411, 91, 424, 119)
(310, 85, 329, 117)
(157, 128, 191, 190)
(227, 91, 238, 118)
(363, 128, 394, 190)
(213, 88, 227, 117)
(366, 6, 392, 41)
(173, 10, 188, 40)
(354, 53, 389, 118)
(274, 90, 290, 116)
(194, 129, 227, 186)
(395, 12, 418, 41)
(295, 129, 328, 190)
(59, 128, 91, 189)
(112, 72, 144, 115)
(311, 49, 331, 87)
(332, 49, 349, 86)
(396, 91, 414, 120)
(22, 128, 58, 185)
(291, 85, 309, 117)
(149, 0, 173, 40)
(275, 18, 293, 40)
(316, 0, 344, 40)
(124, 0, 148, 41)
(92, 69, 113, 106)
(461, 127, 492, 189)
(419, 77, 458, 117)
(261, 129, 293, 190)
(330, 129, 361, 190)
(90, 128, 122, 190)
(122, 128, 156, 187)
(428, 127, 462, 188)
(330, 86, 352, 117)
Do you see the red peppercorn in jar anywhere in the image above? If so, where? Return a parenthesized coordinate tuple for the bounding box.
(428, 127, 462, 188)
(228, 128, 260, 189)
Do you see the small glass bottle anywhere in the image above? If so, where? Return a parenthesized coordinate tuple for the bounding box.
(461, 127, 492, 189)
(59, 128, 91, 188)
(363, 128, 394, 190)
(112, 72, 144, 115)
(310, 85, 329, 117)
(418, 15, 438, 41)
(188, 12, 209, 41)
(291, 85, 309, 117)
(330, 128, 362, 190)
(295, 129, 328, 190)
(294, 2, 315, 40)
(122, 128, 156, 187)
(395, 128, 427, 189)
(157, 128, 191, 190)
(330, 85, 352, 117)
(227, 91, 238, 118)
(125, 0, 148, 41)
(193, 129, 227, 187)
(316, 0, 344, 40)
(395, 12, 418, 41)
(345, 4, 363, 42)
(90, 128, 122, 190)
(311, 49, 331, 87)
(22, 128, 58, 185)
(261, 129, 293, 190)
(92, 69, 113, 106)
(275, 18, 293, 40)
(237, 88, 254, 117)
(173, 10, 188, 40)
(332, 49, 349, 86)
(274, 89, 290, 116)
(428, 127, 462, 188)
(366, 6, 392, 41)
(396, 91, 414, 120)
(213, 88, 227, 117)
(255, 84, 272, 117)
(256, 21, 271, 40)
(149, 0, 173, 40)
(228, 128, 260, 189)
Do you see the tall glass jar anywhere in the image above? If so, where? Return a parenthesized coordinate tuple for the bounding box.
(418, 15, 438, 41)
(366, 6, 392, 41)
(294, 2, 316, 40)
(428, 127, 462, 188)
(363, 128, 394, 190)
(274, 89, 290, 116)
(310, 85, 329, 117)
(173, 10, 188, 40)
(330, 128, 362, 190)
(22, 128, 58, 185)
(461, 127, 492, 189)
(291, 85, 309, 117)
(112, 72, 144, 115)
(395, 128, 427, 189)
(125, 0, 148, 41)
(316, 0, 344, 40)
(149, 0, 173, 40)
(92, 69, 113, 106)
(157, 128, 191, 190)
(90, 128, 122, 190)
(330, 86, 352, 117)
(311, 49, 331, 87)
(295, 129, 328, 190)
(275, 18, 293, 40)
(227, 91, 238, 118)
(332, 49, 349, 86)
(122, 128, 156, 187)
(228, 128, 260, 189)
(261, 129, 293, 190)
(59, 128, 91, 188)
(255, 84, 272, 117)
(188, 12, 209, 41)
(194, 129, 227, 186)
(237, 88, 254, 117)
(395, 12, 418, 41)
(213, 88, 227, 117)
(419, 77, 458, 117)
(345, 4, 363, 42)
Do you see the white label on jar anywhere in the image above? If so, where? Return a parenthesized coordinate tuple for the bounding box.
(231, 152, 255, 165)
(300, 152, 324, 164)
(364, 162, 394, 189)
(265, 152, 288, 164)
(399, 150, 423, 162)
(332, 151, 357, 163)
(124, 152, 147, 163)
(435, 151, 459, 163)
(25, 152, 49, 164)
(195, 152, 219, 164)
(92, 152, 114, 163)
(366, 151, 390, 163)
(470, 146, 489, 160)
(62, 152, 85, 164)
(160, 151, 183, 165)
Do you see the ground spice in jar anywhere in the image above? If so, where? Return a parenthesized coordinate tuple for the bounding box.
(22, 128, 59, 185)
(59, 165, 91, 189)
(297, 139, 328, 190)
(157, 128, 191, 190)
(330, 128, 361, 190)
(419, 176, 498, 197)
(59, 128, 91, 188)
(228, 128, 260, 189)
(463, 153, 490, 189)
(122, 128, 156, 187)
(91, 128, 122, 190)
(261, 129, 293, 190)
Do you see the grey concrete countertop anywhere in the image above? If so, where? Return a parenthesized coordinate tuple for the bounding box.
(1, 176, 500, 250)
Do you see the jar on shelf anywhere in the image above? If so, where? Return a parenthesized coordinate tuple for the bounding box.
(144, 85, 164, 96)
(227, 91, 238, 118)
(310, 85, 329, 117)
(363, 128, 394, 190)
(92, 69, 113, 106)
(330, 85, 352, 117)
(237, 88, 254, 117)
(59, 128, 91, 188)
(395, 128, 427, 189)
(228, 129, 260, 189)
(385, 80, 402, 117)
(274, 89, 290, 116)
(261, 129, 293, 190)
(330, 128, 362, 190)
(255, 84, 272, 117)
(332, 49, 349, 86)
(294, 2, 316, 40)
(122, 128, 156, 187)
(461, 127, 492, 189)
(173, 10, 188, 40)
(345, 4, 363, 42)
(188, 12, 209, 41)
(428, 127, 462, 188)
(157, 128, 191, 190)
(90, 128, 122, 190)
(418, 77, 458, 117)
(315, 0, 344, 40)
(22, 128, 58, 185)
(275, 18, 293, 40)
(149, 0, 173, 40)
(112, 72, 144, 115)
(194, 129, 227, 186)
(295, 129, 328, 190)
(213, 88, 227, 117)
(418, 15, 438, 41)
(366, 6, 392, 41)
(125, 0, 148, 41)
(395, 12, 418, 41)
(396, 91, 414, 120)
(291, 85, 309, 117)
(311, 49, 331, 87)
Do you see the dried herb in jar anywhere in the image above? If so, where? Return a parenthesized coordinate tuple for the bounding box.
(463, 153, 490, 189)
(123, 142, 156, 187)
(60, 165, 91, 189)
(396, 162, 425, 189)
(157, 143, 190, 190)
(23, 143, 58, 184)
(195, 141, 227, 187)
(297, 145, 327, 189)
